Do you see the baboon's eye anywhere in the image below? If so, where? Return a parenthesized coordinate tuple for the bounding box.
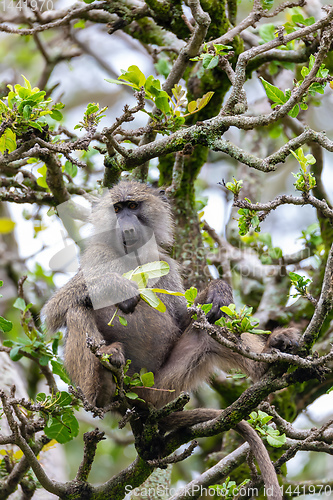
(114, 205, 121, 213)
(128, 201, 138, 210)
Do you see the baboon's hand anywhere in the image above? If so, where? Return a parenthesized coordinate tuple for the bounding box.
(117, 295, 140, 314)
(264, 327, 300, 354)
(98, 342, 126, 368)
(202, 280, 234, 324)
(116, 280, 140, 314)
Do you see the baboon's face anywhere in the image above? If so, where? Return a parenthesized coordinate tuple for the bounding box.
(113, 200, 152, 254)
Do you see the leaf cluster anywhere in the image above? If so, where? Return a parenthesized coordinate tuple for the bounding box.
(209, 477, 250, 499)
(284, 7, 315, 33)
(106, 65, 213, 133)
(248, 410, 286, 447)
(289, 271, 312, 299)
(2, 294, 70, 384)
(291, 147, 316, 192)
(299, 223, 323, 254)
(0, 76, 64, 153)
(215, 304, 270, 335)
(237, 198, 261, 236)
(36, 391, 80, 444)
(74, 102, 107, 131)
(190, 43, 233, 71)
(0, 448, 26, 479)
(240, 232, 283, 265)
(260, 54, 330, 119)
(124, 366, 155, 402)
(224, 177, 243, 197)
(109, 261, 184, 326)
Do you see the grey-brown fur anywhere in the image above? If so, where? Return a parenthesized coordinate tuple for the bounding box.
(44, 181, 299, 500)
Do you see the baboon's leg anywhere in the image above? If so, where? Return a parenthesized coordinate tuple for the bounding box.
(65, 307, 119, 406)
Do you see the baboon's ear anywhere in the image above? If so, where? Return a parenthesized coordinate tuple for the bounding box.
(158, 189, 168, 202)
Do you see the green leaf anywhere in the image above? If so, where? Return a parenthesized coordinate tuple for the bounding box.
(171, 84, 185, 100)
(231, 373, 247, 379)
(29, 122, 43, 133)
(124, 261, 170, 281)
(258, 410, 272, 422)
(241, 317, 251, 331)
(74, 19, 86, 29)
(105, 78, 136, 89)
(0, 316, 13, 333)
(52, 335, 61, 355)
(0, 100, 8, 113)
(16, 85, 30, 99)
(288, 104, 299, 118)
(119, 65, 146, 88)
(213, 44, 233, 54)
(0, 128, 16, 154)
(140, 289, 166, 312)
(187, 101, 198, 114)
(220, 305, 236, 317)
(131, 272, 148, 289)
(197, 91, 214, 111)
(23, 105, 32, 120)
(185, 287, 198, 305)
(64, 161, 77, 178)
(56, 392, 74, 407)
(155, 94, 171, 114)
(201, 303, 212, 314)
(306, 154, 316, 165)
(303, 16, 315, 25)
(251, 329, 271, 335)
(37, 164, 48, 189)
(260, 78, 287, 105)
(50, 360, 71, 384)
(50, 110, 63, 121)
(2, 339, 14, 347)
(144, 75, 161, 98)
(258, 23, 276, 43)
(86, 103, 99, 115)
(44, 413, 79, 444)
(141, 371, 154, 388)
(291, 13, 304, 23)
(20, 75, 31, 91)
(118, 315, 128, 326)
(150, 288, 184, 296)
(10, 346, 23, 362)
(202, 53, 215, 69)
(301, 66, 309, 78)
(13, 297, 26, 311)
(309, 82, 325, 95)
(261, 0, 273, 9)
(154, 58, 171, 78)
(126, 392, 140, 400)
(206, 55, 219, 69)
(269, 247, 283, 260)
(39, 354, 51, 366)
(267, 432, 286, 447)
(25, 91, 46, 103)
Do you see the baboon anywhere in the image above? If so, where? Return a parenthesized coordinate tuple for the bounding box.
(44, 181, 299, 499)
